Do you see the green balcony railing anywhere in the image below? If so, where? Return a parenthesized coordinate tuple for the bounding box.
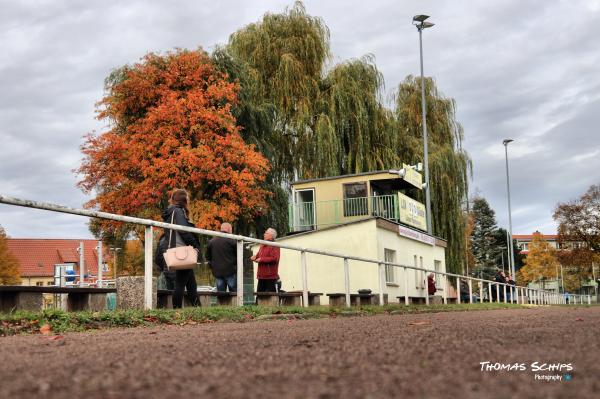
(289, 194, 399, 232)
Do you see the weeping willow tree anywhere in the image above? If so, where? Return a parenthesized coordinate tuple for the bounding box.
(221, 1, 470, 273)
(227, 1, 330, 182)
(394, 76, 471, 273)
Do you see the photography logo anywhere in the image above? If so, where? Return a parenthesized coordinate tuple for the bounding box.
(479, 362, 573, 382)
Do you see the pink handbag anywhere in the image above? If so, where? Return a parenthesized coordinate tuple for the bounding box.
(163, 210, 198, 270)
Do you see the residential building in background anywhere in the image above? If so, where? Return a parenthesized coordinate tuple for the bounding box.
(6, 239, 108, 286)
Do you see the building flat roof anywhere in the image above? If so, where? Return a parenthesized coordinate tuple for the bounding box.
(292, 170, 401, 185)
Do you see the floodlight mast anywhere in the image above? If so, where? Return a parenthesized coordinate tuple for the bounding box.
(412, 14, 435, 235)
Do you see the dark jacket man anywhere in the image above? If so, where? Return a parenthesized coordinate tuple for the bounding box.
(206, 236, 237, 278)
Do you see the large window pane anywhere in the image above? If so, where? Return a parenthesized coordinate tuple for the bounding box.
(343, 182, 368, 217)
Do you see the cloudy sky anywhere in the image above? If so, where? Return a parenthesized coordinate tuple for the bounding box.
(1, 0, 599, 238)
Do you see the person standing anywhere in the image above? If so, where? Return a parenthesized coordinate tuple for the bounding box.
(161, 189, 201, 308)
(206, 223, 237, 292)
(427, 273, 437, 296)
(251, 228, 280, 292)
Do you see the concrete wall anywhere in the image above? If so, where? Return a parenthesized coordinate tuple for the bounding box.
(376, 224, 447, 300)
(253, 219, 447, 304)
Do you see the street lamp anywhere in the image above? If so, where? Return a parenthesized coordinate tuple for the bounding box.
(413, 15, 435, 235)
(503, 139, 516, 280)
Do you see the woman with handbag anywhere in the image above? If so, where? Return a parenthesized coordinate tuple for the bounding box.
(161, 189, 201, 308)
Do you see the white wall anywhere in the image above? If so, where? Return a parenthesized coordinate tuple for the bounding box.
(252, 219, 447, 304)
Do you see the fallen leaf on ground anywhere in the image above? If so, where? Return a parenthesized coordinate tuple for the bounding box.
(39, 324, 52, 335)
(575, 318, 584, 322)
(408, 321, 430, 326)
(45, 335, 64, 341)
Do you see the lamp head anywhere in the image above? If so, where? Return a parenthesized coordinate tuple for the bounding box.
(503, 139, 514, 146)
(413, 15, 430, 22)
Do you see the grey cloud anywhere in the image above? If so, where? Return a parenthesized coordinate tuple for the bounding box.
(1, 0, 598, 238)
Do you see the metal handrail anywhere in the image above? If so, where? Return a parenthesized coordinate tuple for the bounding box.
(0, 194, 591, 308)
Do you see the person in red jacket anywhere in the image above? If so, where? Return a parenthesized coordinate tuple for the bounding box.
(427, 273, 437, 296)
(251, 228, 280, 292)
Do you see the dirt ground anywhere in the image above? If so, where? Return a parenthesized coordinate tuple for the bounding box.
(0, 306, 598, 399)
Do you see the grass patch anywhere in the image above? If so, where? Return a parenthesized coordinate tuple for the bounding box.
(0, 303, 536, 337)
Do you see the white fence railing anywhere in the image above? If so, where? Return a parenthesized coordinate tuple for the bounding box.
(0, 194, 592, 309)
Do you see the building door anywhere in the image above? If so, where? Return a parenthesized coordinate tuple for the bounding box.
(294, 189, 315, 231)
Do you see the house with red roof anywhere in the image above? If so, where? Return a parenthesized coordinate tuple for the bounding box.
(6, 239, 110, 286)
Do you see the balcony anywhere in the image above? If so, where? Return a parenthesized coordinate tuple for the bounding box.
(288, 194, 399, 232)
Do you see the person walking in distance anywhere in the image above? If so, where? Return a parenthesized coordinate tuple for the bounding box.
(206, 222, 237, 292)
(251, 228, 280, 292)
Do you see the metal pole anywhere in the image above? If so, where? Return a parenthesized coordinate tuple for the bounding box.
(456, 277, 461, 304)
(97, 241, 103, 288)
(443, 274, 448, 304)
(503, 285, 507, 304)
(496, 284, 500, 303)
(301, 251, 309, 308)
(378, 263, 385, 306)
(488, 283, 492, 303)
(403, 267, 409, 306)
(468, 279, 473, 304)
(79, 241, 85, 287)
(144, 226, 153, 310)
(503, 141, 516, 281)
(418, 25, 433, 235)
(236, 240, 244, 306)
(479, 281, 484, 303)
(344, 258, 351, 307)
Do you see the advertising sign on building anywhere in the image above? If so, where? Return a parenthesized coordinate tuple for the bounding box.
(402, 163, 423, 189)
(398, 225, 435, 246)
(398, 193, 427, 231)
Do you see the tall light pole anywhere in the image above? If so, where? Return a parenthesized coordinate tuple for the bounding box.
(413, 14, 435, 235)
(503, 139, 516, 280)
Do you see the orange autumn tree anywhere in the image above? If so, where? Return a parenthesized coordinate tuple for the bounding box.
(77, 49, 270, 238)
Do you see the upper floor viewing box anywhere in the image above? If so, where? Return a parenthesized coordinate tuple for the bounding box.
(289, 167, 427, 233)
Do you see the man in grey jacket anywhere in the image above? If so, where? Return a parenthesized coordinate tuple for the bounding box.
(206, 223, 237, 292)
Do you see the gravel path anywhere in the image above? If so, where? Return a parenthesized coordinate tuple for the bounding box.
(1, 306, 598, 399)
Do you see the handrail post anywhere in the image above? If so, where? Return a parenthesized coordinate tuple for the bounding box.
(468, 279, 473, 304)
(514, 285, 518, 304)
(144, 226, 153, 310)
(488, 283, 492, 303)
(496, 284, 500, 303)
(503, 284, 507, 303)
(403, 267, 409, 306)
(344, 258, 350, 307)
(301, 251, 308, 308)
(424, 271, 429, 305)
(236, 240, 244, 306)
(479, 281, 484, 303)
(443, 274, 448, 304)
(378, 262, 385, 306)
(588, 295, 591, 305)
(456, 277, 461, 304)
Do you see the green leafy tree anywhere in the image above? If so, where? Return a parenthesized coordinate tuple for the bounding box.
(0, 226, 21, 285)
(470, 197, 498, 279)
(394, 76, 471, 274)
(224, 2, 470, 273)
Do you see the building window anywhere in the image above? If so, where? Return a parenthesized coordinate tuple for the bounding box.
(36, 282, 44, 286)
(47, 281, 55, 286)
(343, 182, 368, 217)
(384, 249, 396, 284)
